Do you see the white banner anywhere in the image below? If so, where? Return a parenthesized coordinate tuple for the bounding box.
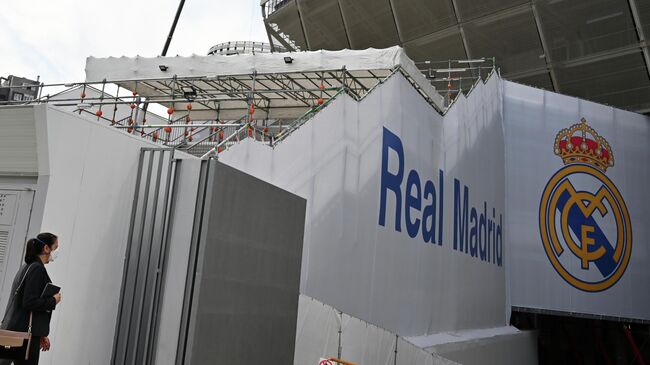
(504, 81, 650, 321)
(221, 72, 506, 336)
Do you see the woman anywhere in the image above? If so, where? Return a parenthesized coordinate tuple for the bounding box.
(0, 233, 62, 365)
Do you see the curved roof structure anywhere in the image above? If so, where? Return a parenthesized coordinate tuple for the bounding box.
(261, 0, 650, 114)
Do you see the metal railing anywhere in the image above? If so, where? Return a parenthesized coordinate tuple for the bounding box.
(416, 58, 497, 106)
(207, 41, 286, 56)
(263, 0, 293, 17)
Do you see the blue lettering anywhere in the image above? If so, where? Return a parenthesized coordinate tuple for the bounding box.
(479, 202, 487, 261)
(422, 180, 437, 243)
(496, 214, 503, 266)
(470, 207, 478, 257)
(453, 180, 469, 252)
(438, 170, 444, 246)
(379, 128, 404, 231)
(405, 170, 422, 238)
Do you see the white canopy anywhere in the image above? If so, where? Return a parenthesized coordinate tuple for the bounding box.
(85, 47, 444, 120)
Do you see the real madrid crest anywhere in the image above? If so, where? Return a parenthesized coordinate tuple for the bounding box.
(539, 118, 632, 292)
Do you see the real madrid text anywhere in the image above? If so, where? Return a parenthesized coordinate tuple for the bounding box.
(378, 127, 504, 267)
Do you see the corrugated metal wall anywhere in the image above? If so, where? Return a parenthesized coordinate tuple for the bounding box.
(0, 107, 38, 175)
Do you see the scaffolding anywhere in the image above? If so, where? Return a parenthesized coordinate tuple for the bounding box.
(0, 49, 495, 159)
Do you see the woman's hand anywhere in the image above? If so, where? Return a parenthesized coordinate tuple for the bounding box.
(40, 337, 51, 351)
(53, 292, 62, 304)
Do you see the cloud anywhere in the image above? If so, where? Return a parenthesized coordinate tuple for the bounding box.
(0, 0, 268, 83)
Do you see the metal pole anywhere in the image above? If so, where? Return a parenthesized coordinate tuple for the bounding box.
(394, 334, 398, 365)
(162, 0, 186, 57)
(115, 123, 243, 129)
(337, 310, 343, 360)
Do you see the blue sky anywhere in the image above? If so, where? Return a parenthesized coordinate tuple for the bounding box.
(0, 0, 268, 83)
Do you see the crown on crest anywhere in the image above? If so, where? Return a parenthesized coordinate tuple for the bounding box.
(554, 118, 614, 173)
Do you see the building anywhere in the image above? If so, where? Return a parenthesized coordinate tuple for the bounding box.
(0, 75, 40, 104)
(0, 41, 648, 365)
(261, 0, 650, 115)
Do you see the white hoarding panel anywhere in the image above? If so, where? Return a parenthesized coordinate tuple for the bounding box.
(35, 106, 196, 365)
(220, 71, 506, 336)
(504, 81, 650, 321)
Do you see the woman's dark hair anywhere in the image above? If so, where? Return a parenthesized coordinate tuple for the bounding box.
(24, 233, 58, 264)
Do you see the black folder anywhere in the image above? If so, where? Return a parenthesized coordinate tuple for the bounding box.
(40, 283, 61, 298)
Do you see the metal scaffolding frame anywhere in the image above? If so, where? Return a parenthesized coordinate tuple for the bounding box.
(2, 63, 461, 158)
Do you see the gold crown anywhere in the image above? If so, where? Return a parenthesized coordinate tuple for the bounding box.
(553, 118, 614, 173)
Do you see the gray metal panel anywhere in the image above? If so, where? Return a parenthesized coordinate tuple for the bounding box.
(452, 0, 528, 21)
(153, 158, 203, 364)
(268, 0, 650, 113)
(555, 51, 650, 111)
(112, 148, 176, 365)
(463, 7, 546, 76)
(176, 159, 211, 364)
(339, 0, 400, 49)
(0, 107, 38, 175)
(403, 29, 468, 63)
(390, 0, 457, 42)
(296, 0, 350, 50)
(184, 161, 305, 365)
(266, 1, 309, 49)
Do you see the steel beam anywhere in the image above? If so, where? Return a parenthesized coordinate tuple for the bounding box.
(294, 0, 312, 50)
(504, 43, 645, 80)
(530, 2, 560, 92)
(449, 0, 472, 60)
(335, 0, 353, 49)
(628, 0, 650, 81)
(387, 0, 404, 45)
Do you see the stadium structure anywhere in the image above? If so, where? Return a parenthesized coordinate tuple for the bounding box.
(0, 3, 648, 365)
(261, 0, 650, 114)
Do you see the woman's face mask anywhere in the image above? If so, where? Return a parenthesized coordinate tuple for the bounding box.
(44, 241, 60, 263)
(49, 249, 60, 263)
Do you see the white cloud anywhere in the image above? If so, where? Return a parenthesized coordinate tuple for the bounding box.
(0, 0, 268, 83)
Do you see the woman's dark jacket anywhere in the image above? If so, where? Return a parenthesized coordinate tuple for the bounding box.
(1, 261, 57, 337)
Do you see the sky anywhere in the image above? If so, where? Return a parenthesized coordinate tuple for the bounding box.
(0, 0, 268, 84)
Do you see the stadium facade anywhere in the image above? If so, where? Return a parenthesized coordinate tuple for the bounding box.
(261, 0, 650, 114)
(0, 7, 648, 364)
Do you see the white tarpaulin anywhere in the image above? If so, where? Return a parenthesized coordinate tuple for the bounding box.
(504, 81, 650, 321)
(220, 70, 507, 336)
(295, 295, 459, 365)
(84, 46, 444, 110)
